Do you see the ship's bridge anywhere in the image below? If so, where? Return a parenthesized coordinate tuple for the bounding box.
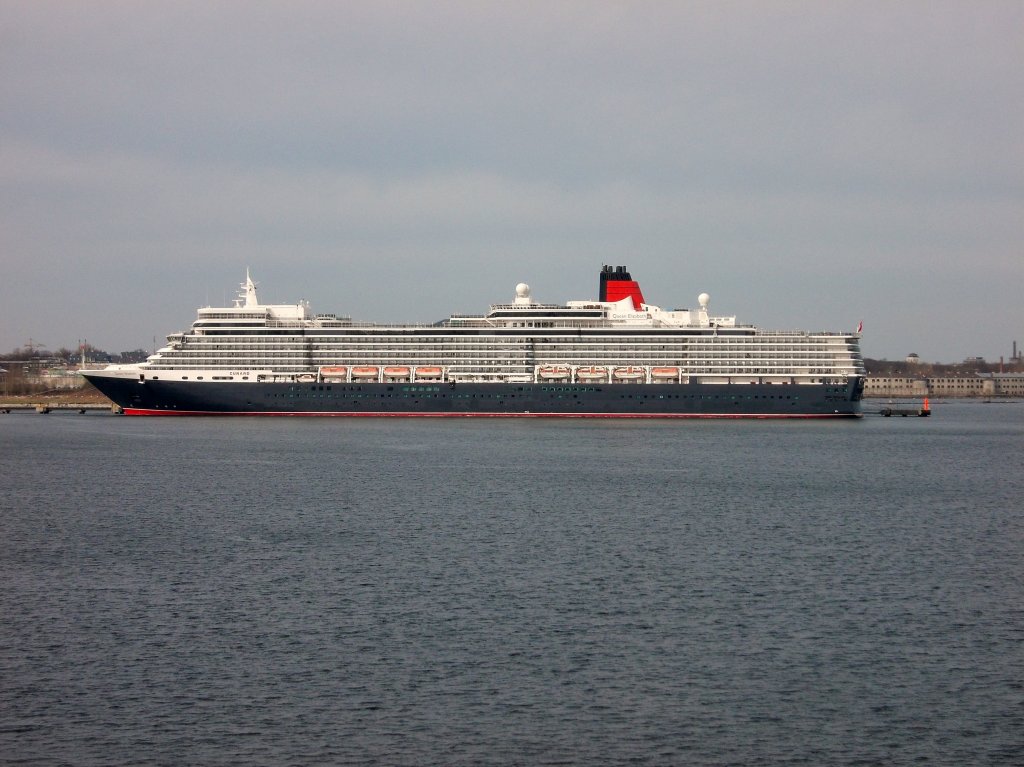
(191, 270, 312, 330)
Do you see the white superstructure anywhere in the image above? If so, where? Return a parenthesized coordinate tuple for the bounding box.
(98, 269, 864, 388)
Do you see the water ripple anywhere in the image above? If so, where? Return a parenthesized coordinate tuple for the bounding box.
(1, 405, 1022, 765)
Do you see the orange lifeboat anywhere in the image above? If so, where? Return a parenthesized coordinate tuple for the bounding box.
(537, 365, 571, 380)
(415, 366, 444, 380)
(651, 367, 679, 380)
(383, 366, 411, 379)
(612, 366, 645, 381)
(575, 366, 608, 380)
(319, 366, 348, 382)
(351, 366, 380, 379)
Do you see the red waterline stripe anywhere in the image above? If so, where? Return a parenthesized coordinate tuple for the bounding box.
(122, 408, 860, 419)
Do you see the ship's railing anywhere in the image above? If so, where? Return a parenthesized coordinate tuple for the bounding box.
(245, 363, 864, 387)
(753, 330, 859, 337)
(148, 352, 863, 373)
(263, 319, 452, 329)
(210, 317, 859, 337)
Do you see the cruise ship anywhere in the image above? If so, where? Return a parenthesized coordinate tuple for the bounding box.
(82, 266, 866, 417)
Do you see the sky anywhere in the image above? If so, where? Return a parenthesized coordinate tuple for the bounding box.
(1, 1, 1021, 363)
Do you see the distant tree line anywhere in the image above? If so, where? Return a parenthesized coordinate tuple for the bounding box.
(1, 344, 150, 364)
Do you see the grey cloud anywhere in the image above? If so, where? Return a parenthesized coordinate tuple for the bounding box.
(1, 0, 1021, 361)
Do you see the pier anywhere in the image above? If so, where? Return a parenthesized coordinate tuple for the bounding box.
(873, 399, 931, 417)
(0, 402, 122, 414)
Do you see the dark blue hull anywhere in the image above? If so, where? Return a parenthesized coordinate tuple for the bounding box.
(86, 376, 865, 418)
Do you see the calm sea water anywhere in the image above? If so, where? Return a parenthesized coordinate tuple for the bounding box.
(1, 403, 1022, 766)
